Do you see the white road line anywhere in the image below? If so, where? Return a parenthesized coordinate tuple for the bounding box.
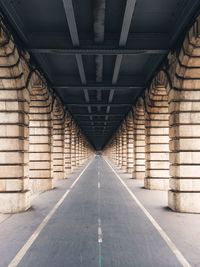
(104, 158, 191, 267)
(97, 158, 102, 267)
(98, 218, 103, 243)
(7, 159, 94, 267)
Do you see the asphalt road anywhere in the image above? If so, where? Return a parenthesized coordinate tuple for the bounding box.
(16, 156, 181, 267)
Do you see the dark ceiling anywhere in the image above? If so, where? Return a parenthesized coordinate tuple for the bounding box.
(0, 0, 200, 150)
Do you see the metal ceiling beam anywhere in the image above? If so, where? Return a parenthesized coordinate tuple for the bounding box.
(54, 85, 144, 90)
(112, 0, 137, 84)
(75, 55, 87, 84)
(85, 131, 110, 133)
(29, 48, 168, 55)
(62, 0, 87, 84)
(108, 0, 137, 118)
(83, 121, 110, 123)
(87, 134, 109, 136)
(73, 114, 123, 117)
(28, 32, 169, 45)
(83, 126, 114, 128)
(83, 89, 90, 102)
(94, 0, 106, 84)
(62, 0, 90, 118)
(53, 75, 145, 85)
(67, 103, 132, 107)
(79, 122, 118, 126)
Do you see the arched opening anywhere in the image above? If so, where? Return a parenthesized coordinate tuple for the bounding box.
(133, 98, 145, 179)
(121, 121, 128, 172)
(168, 16, 200, 212)
(64, 114, 72, 177)
(70, 121, 76, 172)
(28, 75, 53, 193)
(126, 112, 134, 177)
(0, 24, 30, 212)
(144, 72, 170, 190)
(117, 127, 123, 168)
(52, 99, 65, 180)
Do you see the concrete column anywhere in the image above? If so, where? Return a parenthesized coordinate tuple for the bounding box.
(122, 124, 128, 172)
(52, 101, 65, 180)
(0, 28, 30, 213)
(70, 123, 76, 171)
(64, 118, 71, 177)
(29, 85, 53, 193)
(134, 99, 145, 179)
(126, 112, 134, 177)
(145, 85, 169, 190)
(168, 21, 200, 212)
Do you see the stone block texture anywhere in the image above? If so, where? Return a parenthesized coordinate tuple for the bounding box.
(144, 83, 170, 190)
(0, 22, 93, 213)
(105, 16, 200, 213)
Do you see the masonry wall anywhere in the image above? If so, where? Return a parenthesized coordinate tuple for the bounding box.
(144, 84, 169, 190)
(0, 22, 92, 213)
(105, 15, 200, 213)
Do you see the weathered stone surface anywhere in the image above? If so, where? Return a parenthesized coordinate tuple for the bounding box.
(134, 100, 145, 179)
(145, 85, 169, 190)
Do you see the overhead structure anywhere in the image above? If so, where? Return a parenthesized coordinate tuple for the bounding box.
(0, 0, 199, 149)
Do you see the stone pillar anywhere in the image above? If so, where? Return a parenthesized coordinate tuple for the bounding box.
(70, 123, 76, 171)
(144, 85, 169, 190)
(113, 138, 117, 164)
(52, 101, 65, 180)
(75, 131, 80, 167)
(118, 130, 123, 168)
(64, 118, 71, 177)
(79, 136, 84, 165)
(134, 99, 145, 179)
(78, 135, 81, 165)
(116, 133, 120, 166)
(168, 21, 200, 212)
(122, 123, 128, 172)
(126, 112, 134, 177)
(82, 140, 86, 162)
(29, 85, 53, 193)
(0, 27, 30, 213)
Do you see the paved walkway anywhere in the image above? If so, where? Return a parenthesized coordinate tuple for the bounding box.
(1, 156, 187, 267)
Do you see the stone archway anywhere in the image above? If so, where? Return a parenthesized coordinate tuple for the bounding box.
(144, 71, 170, 190)
(28, 75, 53, 193)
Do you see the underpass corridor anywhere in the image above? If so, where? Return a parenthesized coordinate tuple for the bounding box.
(0, 156, 200, 267)
(1, 1, 200, 266)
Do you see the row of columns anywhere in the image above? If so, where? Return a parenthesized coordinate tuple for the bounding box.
(0, 21, 93, 213)
(104, 15, 200, 213)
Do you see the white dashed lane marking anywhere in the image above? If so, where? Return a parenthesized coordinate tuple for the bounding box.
(104, 157, 191, 267)
(7, 159, 94, 267)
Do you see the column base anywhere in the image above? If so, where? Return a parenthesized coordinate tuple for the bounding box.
(54, 172, 65, 180)
(65, 169, 71, 178)
(0, 191, 30, 213)
(135, 171, 145, 179)
(127, 170, 135, 178)
(121, 166, 127, 172)
(168, 190, 200, 213)
(144, 178, 169, 190)
(30, 179, 54, 193)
